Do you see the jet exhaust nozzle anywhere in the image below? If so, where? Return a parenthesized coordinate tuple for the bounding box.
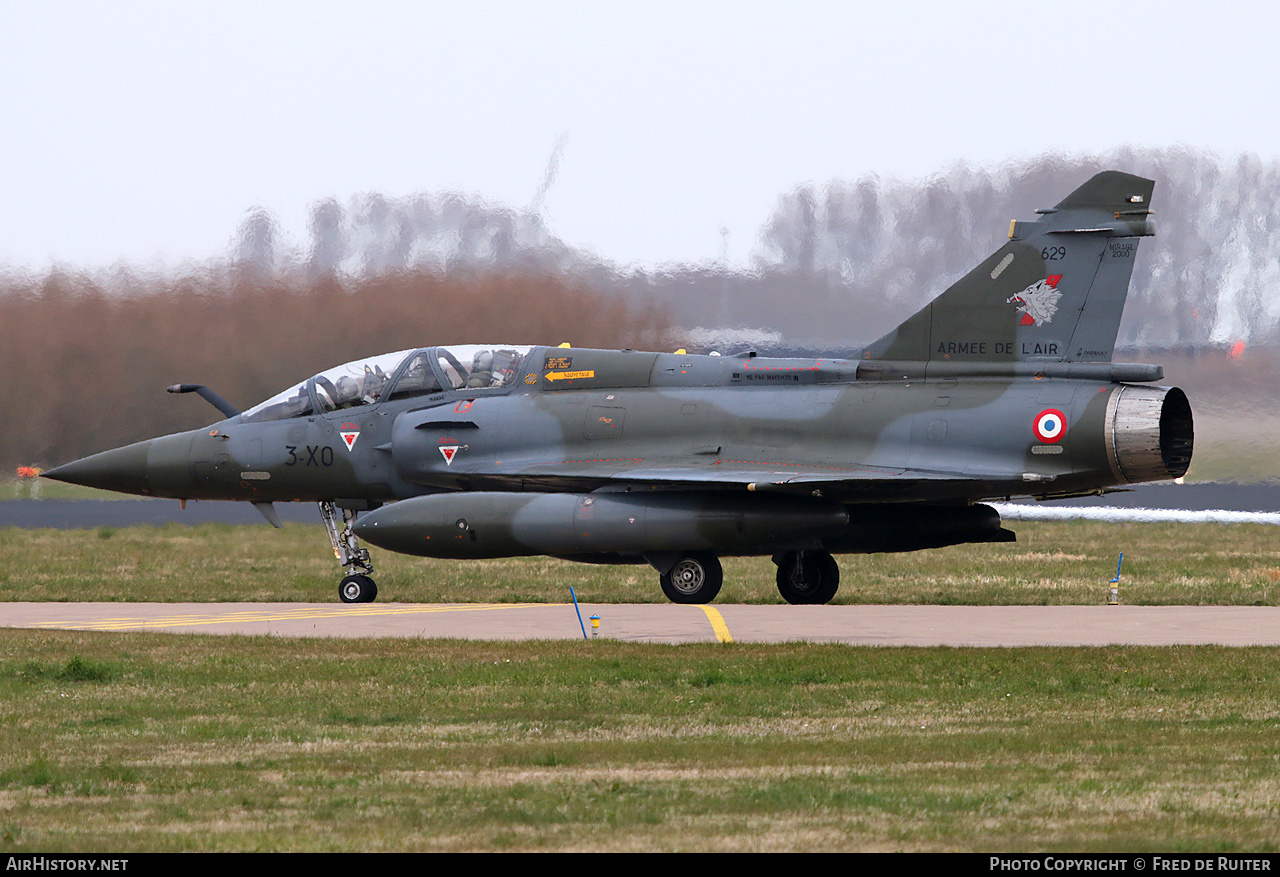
(1105, 385, 1194, 483)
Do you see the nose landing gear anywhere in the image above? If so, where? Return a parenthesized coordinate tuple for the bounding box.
(320, 501, 378, 603)
(339, 573, 377, 604)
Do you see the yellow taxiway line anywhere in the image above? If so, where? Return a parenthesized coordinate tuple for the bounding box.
(699, 606, 733, 643)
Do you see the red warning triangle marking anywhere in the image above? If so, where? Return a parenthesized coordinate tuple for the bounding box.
(439, 445, 459, 465)
(340, 431, 359, 451)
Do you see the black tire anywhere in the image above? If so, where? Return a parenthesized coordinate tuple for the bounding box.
(775, 551, 840, 605)
(339, 574, 378, 604)
(659, 552, 723, 604)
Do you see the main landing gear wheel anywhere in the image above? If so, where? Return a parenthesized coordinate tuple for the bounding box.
(339, 574, 378, 604)
(775, 550, 840, 605)
(320, 501, 378, 603)
(659, 552, 723, 604)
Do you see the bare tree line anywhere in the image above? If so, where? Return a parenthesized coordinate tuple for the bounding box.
(250, 147, 1278, 349)
(755, 147, 1280, 347)
(4, 268, 669, 471)
(9, 145, 1276, 472)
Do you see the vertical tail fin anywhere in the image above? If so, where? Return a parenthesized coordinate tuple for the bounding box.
(865, 171, 1155, 363)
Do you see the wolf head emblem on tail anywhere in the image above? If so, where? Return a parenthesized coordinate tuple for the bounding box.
(1007, 275, 1062, 327)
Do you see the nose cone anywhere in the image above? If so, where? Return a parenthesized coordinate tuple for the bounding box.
(43, 440, 153, 495)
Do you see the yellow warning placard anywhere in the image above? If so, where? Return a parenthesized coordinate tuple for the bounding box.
(545, 370, 596, 382)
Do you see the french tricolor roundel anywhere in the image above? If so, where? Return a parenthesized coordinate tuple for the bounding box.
(1033, 408, 1067, 444)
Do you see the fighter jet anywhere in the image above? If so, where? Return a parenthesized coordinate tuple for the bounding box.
(44, 171, 1193, 605)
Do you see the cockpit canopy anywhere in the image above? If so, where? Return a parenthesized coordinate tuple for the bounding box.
(240, 345, 533, 423)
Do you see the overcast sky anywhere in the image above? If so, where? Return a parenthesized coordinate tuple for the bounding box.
(2, 0, 1277, 270)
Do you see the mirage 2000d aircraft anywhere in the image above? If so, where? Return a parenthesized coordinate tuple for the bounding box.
(45, 171, 1193, 606)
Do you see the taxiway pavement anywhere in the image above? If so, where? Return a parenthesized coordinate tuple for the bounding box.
(5, 602, 1280, 646)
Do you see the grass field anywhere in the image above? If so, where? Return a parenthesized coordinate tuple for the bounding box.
(1, 631, 1278, 852)
(5, 518, 1280, 605)
(5, 518, 1280, 851)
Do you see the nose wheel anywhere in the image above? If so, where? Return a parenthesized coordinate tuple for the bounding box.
(320, 502, 378, 603)
(339, 574, 378, 604)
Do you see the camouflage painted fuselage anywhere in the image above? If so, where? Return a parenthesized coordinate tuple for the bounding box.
(45, 170, 1194, 588)
(67, 342, 1189, 563)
